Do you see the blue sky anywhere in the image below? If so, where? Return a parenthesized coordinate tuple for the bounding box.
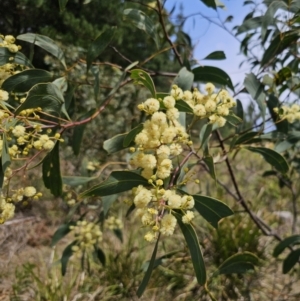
(165, 0, 253, 89)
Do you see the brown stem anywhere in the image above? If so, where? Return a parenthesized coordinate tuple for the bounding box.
(156, 0, 183, 66)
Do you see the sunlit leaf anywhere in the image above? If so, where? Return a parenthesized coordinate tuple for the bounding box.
(245, 147, 289, 173)
(174, 211, 207, 285)
(199, 123, 213, 150)
(244, 73, 266, 122)
(273, 235, 300, 257)
(123, 124, 143, 147)
(175, 99, 193, 113)
(173, 67, 194, 91)
(193, 195, 233, 228)
(131, 69, 156, 97)
(103, 133, 132, 154)
(80, 171, 148, 197)
(203, 156, 216, 181)
(17, 33, 67, 69)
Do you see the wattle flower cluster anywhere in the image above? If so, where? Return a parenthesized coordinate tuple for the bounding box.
(129, 89, 199, 242)
(0, 34, 23, 86)
(274, 104, 300, 123)
(0, 34, 21, 54)
(70, 221, 103, 257)
(181, 83, 236, 127)
(0, 177, 42, 224)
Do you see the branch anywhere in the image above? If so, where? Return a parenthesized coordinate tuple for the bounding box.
(156, 0, 183, 66)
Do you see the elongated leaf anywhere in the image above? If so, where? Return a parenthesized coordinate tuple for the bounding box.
(261, 1, 285, 40)
(234, 131, 259, 146)
(61, 241, 77, 275)
(203, 156, 216, 181)
(95, 246, 106, 266)
(175, 99, 193, 113)
(245, 147, 289, 174)
(123, 124, 143, 147)
(137, 235, 160, 297)
(193, 66, 234, 90)
(2, 69, 53, 93)
(199, 123, 213, 150)
(17, 33, 66, 68)
(193, 195, 233, 228)
(103, 194, 119, 216)
(204, 51, 226, 60)
(173, 67, 194, 91)
(51, 223, 74, 247)
(283, 249, 300, 274)
(123, 9, 159, 48)
(215, 252, 259, 275)
(86, 27, 116, 72)
(235, 99, 244, 121)
(131, 69, 156, 97)
(273, 235, 300, 257)
(224, 112, 242, 126)
(174, 212, 206, 285)
(15, 83, 64, 116)
(42, 142, 62, 197)
(244, 73, 266, 122)
(81, 171, 148, 197)
(59, 0, 69, 11)
(62, 176, 96, 186)
(1, 134, 11, 173)
(0, 47, 33, 67)
(103, 132, 132, 154)
(267, 94, 289, 133)
(200, 0, 217, 9)
(237, 17, 262, 34)
(142, 250, 179, 272)
(72, 109, 96, 155)
(261, 32, 298, 67)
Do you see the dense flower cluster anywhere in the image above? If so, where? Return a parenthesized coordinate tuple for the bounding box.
(0, 35, 23, 86)
(129, 84, 236, 242)
(70, 221, 103, 256)
(0, 177, 42, 224)
(105, 216, 123, 230)
(0, 34, 66, 224)
(182, 83, 236, 127)
(274, 104, 300, 123)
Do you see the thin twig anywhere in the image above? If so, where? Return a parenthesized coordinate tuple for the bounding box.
(156, 0, 183, 66)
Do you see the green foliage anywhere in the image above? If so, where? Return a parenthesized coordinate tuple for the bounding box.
(193, 195, 234, 229)
(2, 0, 300, 299)
(215, 252, 259, 275)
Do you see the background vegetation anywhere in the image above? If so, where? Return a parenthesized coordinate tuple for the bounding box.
(1, 0, 300, 300)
